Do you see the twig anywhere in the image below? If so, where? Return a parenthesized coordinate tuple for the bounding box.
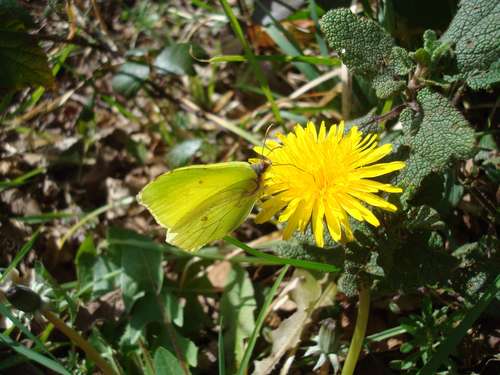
(363, 104, 407, 125)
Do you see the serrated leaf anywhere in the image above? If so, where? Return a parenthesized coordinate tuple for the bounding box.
(397, 88, 475, 203)
(320, 8, 394, 77)
(221, 266, 256, 371)
(111, 61, 150, 98)
(441, 0, 500, 89)
(154, 42, 206, 76)
(376, 231, 458, 293)
(320, 9, 411, 99)
(465, 60, 500, 90)
(0, 30, 53, 91)
(107, 227, 163, 311)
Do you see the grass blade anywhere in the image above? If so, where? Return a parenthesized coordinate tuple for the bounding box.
(218, 0, 282, 123)
(0, 332, 71, 375)
(0, 167, 45, 193)
(418, 274, 500, 375)
(218, 315, 226, 375)
(224, 236, 339, 273)
(0, 229, 40, 284)
(237, 265, 289, 375)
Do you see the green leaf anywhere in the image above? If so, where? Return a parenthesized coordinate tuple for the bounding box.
(320, 8, 394, 77)
(0, 229, 39, 284)
(440, 0, 500, 89)
(220, 266, 256, 371)
(0, 30, 53, 91)
(0, 332, 70, 375)
(153, 325, 198, 367)
(465, 60, 500, 90)
(397, 88, 475, 203)
(111, 62, 150, 98)
(108, 227, 163, 311)
(120, 290, 185, 349)
(0, 0, 34, 29)
(451, 236, 499, 303)
(75, 235, 97, 292)
(154, 347, 184, 375)
(237, 266, 289, 375)
(418, 274, 500, 375)
(320, 9, 410, 99)
(154, 43, 206, 76)
(167, 139, 202, 168)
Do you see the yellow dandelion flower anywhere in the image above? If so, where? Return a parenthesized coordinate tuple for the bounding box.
(253, 121, 405, 247)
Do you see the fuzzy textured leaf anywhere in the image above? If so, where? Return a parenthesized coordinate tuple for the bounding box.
(441, 0, 500, 89)
(397, 88, 475, 202)
(320, 8, 394, 77)
(320, 9, 410, 98)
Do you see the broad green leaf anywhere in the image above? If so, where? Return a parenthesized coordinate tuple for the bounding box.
(319, 8, 410, 98)
(397, 88, 475, 203)
(167, 139, 203, 168)
(320, 8, 394, 77)
(220, 266, 256, 371)
(111, 62, 150, 98)
(154, 325, 198, 367)
(0, 30, 53, 91)
(154, 43, 206, 76)
(154, 347, 184, 375)
(440, 0, 500, 89)
(108, 227, 163, 311)
(120, 291, 184, 347)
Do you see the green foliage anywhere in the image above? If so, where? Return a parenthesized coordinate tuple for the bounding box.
(154, 43, 207, 76)
(397, 88, 475, 203)
(0, 0, 53, 92)
(441, 0, 500, 89)
(167, 139, 203, 168)
(451, 236, 500, 304)
(220, 266, 256, 371)
(107, 227, 164, 311)
(320, 8, 394, 77)
(320, 9, 413, 99)
(390, 297, 461, 372)
(154, 347, 184, 375)
(111, 62, 150, 98)
(1, 1, 497, 374)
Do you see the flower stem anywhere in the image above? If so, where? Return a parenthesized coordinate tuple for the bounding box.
(42, 310, 117, 375)
(341, 285, 371, 375)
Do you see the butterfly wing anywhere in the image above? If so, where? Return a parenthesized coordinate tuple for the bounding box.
(138, 162, 259, 251)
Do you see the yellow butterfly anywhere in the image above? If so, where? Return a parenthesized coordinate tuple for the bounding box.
(137, 161, 268, 252)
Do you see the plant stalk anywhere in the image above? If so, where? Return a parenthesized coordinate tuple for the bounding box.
(341, 285, 371, 375)
(42, 310, 117, 375)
